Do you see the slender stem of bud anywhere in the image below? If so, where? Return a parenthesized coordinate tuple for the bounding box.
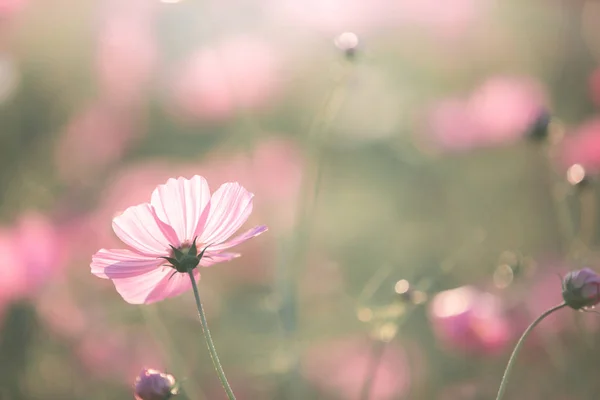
(495, 302, 567, 400)
(187, 269, 236, 400)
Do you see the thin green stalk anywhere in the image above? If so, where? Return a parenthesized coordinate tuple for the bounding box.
(495, 302, 567, 400)
(187, 269, 236, 400)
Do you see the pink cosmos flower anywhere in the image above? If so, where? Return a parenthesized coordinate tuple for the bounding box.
(428, 286, 513, 355)
(90, 175, 267, 304)
(560, 118, 600, 173)
(95, 10, 157, 109)
(425, 76, 546, 151)
(169, 36, 281, 122)
(0, 212, 65, 304)
(55, 103, 140, 184)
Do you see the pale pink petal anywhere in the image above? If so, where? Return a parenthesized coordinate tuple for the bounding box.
(200, 252, 241, 267)
(151, 176, 211, 244)
(197, 183, 254, 245)
(111, 266, 173, 304)
(91, 248, 162, 279)
(208, 225, 268, 252)
(144, 269, 200, 303)
(112, 203, 174, 256)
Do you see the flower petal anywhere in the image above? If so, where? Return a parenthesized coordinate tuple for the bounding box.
(208, 225, 268, 252)
(151, 176, 211, 244)
(91, 248, 163, 279)
(200, 251, 241, 267)
(110, 266, 174, 304)
(144, 269, 201, 303)
(112, 203, 174, 256)
(197, 182, 254, 245)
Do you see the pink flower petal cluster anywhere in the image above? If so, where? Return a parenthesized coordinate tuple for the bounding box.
(428, 286, 513, 355)
(426, 76, 546, 151)
(90, 176, 267, 304)
(560, 118, 600, 173)
(169, 36, 281, 122)
(0, 213, 64, 305)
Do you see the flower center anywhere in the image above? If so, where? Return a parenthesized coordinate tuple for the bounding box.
(162, 238, 207, 273)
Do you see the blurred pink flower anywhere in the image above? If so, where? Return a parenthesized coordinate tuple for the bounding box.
(200, 138, 303, 230)
(426, 76, 546, 151)
(54, 104, 140, 184)
(169, 36, 281, 122)
(95, 11, 157, 108)
(560, 118, 600, 173)
(428, 286, 513, 355)
(90, 175, 267, 304)
(302, 336, 410, 400)
(0, 0, 26, 18)
(0, 212, 65, 304)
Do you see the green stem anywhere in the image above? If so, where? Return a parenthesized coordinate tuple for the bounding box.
(495, 302, 567, 400)
(187, 269, 236, 400)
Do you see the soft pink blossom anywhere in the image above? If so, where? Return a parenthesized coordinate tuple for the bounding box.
(560, 118, 600, 173)
(425, 76, 546, 151)
(0, 212, 65, 304)
(301, 336, 410, 400)
(90, 175, 267, 304)
(0, 0, 26, 18)
(55, 104, 140, 184)
(95, 11, 157, 108)
(428, 286, 513, 355)
(169, 36, 281, 122)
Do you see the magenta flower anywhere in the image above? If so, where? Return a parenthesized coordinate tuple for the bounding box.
(90, 176, 267, 304)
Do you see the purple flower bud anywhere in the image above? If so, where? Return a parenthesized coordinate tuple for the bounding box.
(562, 268, 600, 309)
(134, 368, 178, 400)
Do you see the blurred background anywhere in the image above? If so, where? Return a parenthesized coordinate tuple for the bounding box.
(2, 0, 600, 398)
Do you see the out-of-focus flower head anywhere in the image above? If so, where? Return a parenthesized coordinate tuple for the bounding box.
(0, 0, 26, 18)
(169, 36, 281, 122)
(560, 118, 600, 173)
(428, 286, 513, 355)
(95, 0, 157, 108)
(54, 103, 141, 184)
(301, 336, 411, 400)
(425, 76, 547, 152)
(134, 368, 178, 400)
(90, 176, 267, 304)
(0, 212, 65, 306)
(562, 268, 600, 310)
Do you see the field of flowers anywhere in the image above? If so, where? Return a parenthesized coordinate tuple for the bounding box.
(2, 0, 600, 399)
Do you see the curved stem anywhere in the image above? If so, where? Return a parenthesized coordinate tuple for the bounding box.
(187, 269, 236, 400)
(495, 302, 567, 400)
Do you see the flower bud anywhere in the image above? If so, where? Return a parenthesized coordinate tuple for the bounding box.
(134, 368, 179, 400)
(562, 268, 600, 310)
